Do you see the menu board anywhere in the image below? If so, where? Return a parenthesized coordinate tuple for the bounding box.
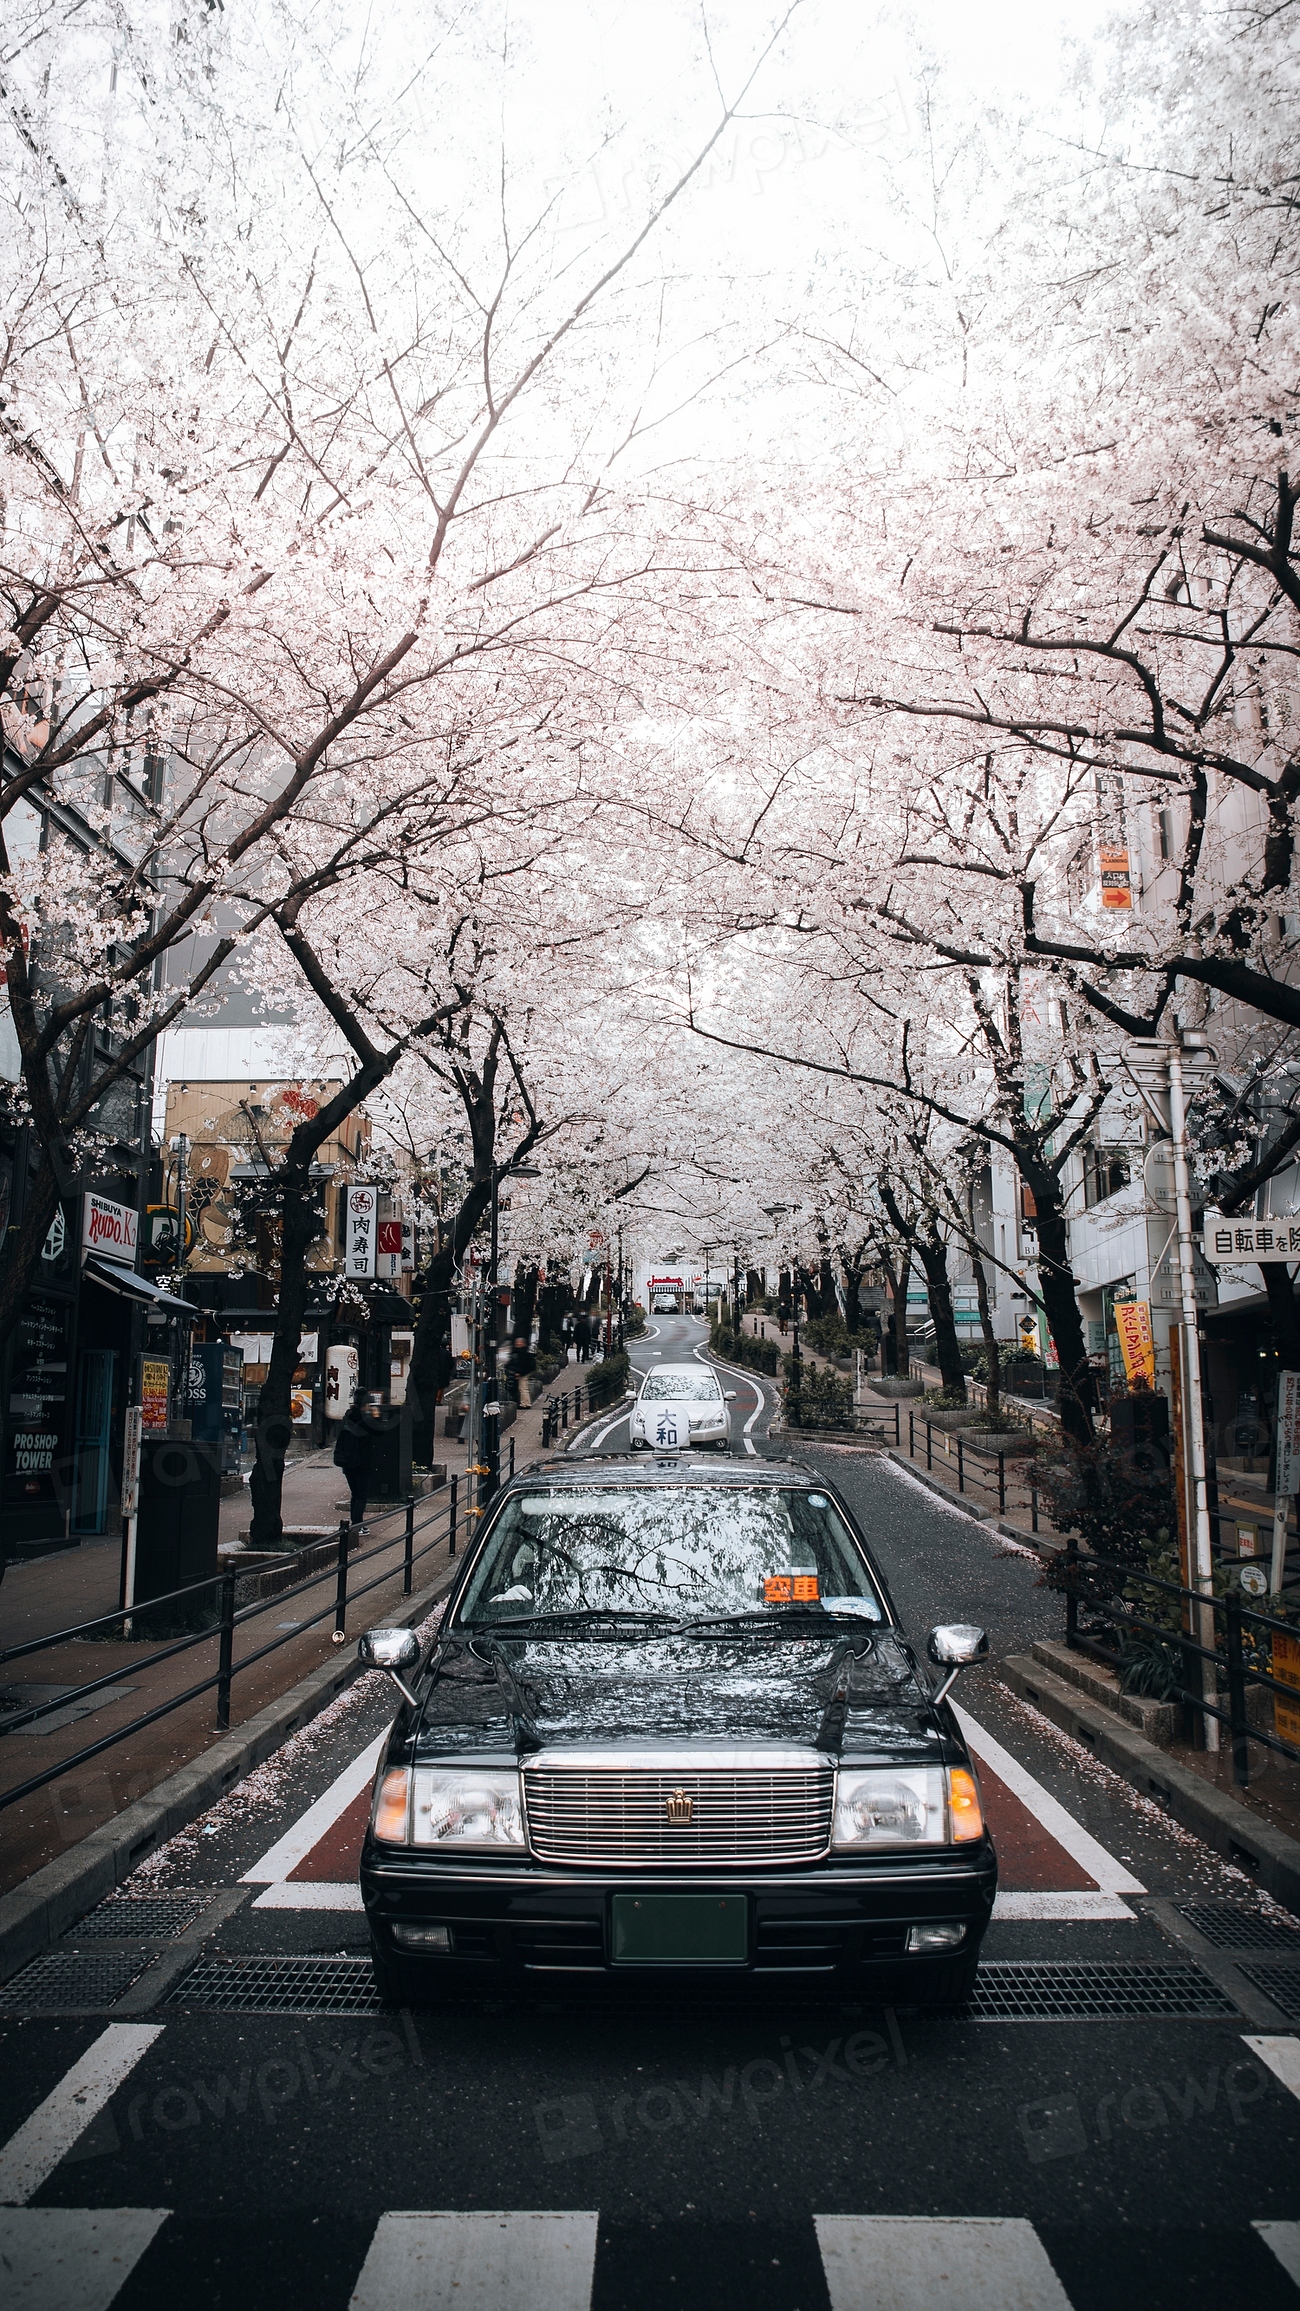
(3, 1293, 71, 1509)
(140, 1356, 171, 1433)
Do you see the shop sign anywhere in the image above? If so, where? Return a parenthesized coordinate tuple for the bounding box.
(140, 1357, 170, 1433)
(345, 1185, 376, 1279)
(1276, 1371, 1300, 1497)
(325, 1342, 359, 1419)
(1203, 1221, 1300, 1263)
(1114, 1298, 1156, 1387)
(2, 1294, 70, 1505)
(82, 1191, 138, 1260)
(1274, 1631, 1300, 1750)
(376, 1217, 404, 1278)
(121, 1405, 142, 1518)
(1099, 844, 1133, 908)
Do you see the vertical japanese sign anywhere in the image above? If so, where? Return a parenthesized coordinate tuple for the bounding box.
(1273, 1631, 1300, 1750)
(345, 1185, 376, 1279)
(1113, 1299, 1155, 1387)
(1099, 845, 1133, 908)
(140, 1358, 170, 1433)
(376, 1218, 404, 1279)
(1270, 1370, 1300, 1594)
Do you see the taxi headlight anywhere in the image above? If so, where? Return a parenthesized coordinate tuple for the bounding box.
(411, 1767, 525, 1849)
(832, 1766, 947, 1849)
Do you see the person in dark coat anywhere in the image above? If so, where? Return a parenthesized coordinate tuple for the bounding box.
(333, 1390, 383, 1525)
(574, 1313, 591, 1363)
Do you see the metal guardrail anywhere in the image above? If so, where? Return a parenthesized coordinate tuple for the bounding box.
(1057, 1540, 1300, 1787)
(0, 1482, 467, 1813)
(539, 1369, 627, 1447)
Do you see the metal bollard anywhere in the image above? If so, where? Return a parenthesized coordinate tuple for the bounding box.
(216, 1567, 236, 1731)
(957, 1436, 964, 1494)
(1065, 1533, 1078, 1647)
(404, 1495, 415, 1595)
(508, 1436, 515, 1479)
(333, 1517, 350, 1642)
(998, 1453, 1006, 1516)
(926, 1420, 933, 1473)
(449, 1472, 458, 1557)
(561, 1392, 569, 1431)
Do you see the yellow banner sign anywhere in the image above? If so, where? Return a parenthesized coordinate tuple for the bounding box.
(1274, 1630, 1300, 1752)
(1114, 1299, 1155, 1387)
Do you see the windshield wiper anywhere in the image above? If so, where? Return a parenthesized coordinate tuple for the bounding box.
(468, 1609, 680, 1633)
(678, 1608, 878, 1635)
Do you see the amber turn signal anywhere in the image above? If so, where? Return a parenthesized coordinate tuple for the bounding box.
(947, 1766, 984, 1842)
(372, 1767, 411, 1843)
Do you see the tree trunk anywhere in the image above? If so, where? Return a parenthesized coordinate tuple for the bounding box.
(407, 1175, 493, 1466)
(1023, 1166, 1094, 1446)
(841, 1265, 863, 1332)
(888, 1253, 912, 1377)
(916, 1232, 966, 1398)
(971, 1252, 1001, 1422)
(249, 1170, 321, 1547)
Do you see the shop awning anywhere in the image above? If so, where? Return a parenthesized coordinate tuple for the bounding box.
(84, 1256, 201, 1319)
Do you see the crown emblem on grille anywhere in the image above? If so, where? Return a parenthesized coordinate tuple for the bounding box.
(665, 1788, 693, 1825)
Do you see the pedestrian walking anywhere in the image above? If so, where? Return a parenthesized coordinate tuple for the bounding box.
(332, 1389, 384, 1525)
(574, 1312, 591, 1363)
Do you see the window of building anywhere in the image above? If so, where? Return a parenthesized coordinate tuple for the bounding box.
(1084, 1145, 1131, 1208)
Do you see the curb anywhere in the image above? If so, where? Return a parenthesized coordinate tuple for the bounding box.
(1002, 1648, 1300, 1919)
(0, 1562, 458, 1987)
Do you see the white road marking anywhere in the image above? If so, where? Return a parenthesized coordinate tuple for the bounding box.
(992, 1891, 1137, 1921)
(581, 1409, 631, 1452)
(0, 2025, 163, 2207)
(953, 1704, 1145, 1897)
(1243, 2035, 1300, 2102)
(0, 2208, 169, 2310)
(815, 2215, 1073, 2310)
(252, 1880, 364, 1910)
(693, 1342, 768, 1457)
(1254, 2222, 1300, 2289)
(241, 1730, 386, 1883)
(348, 2210, 599, 2311)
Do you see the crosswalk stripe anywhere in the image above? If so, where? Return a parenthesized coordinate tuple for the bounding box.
(814, 2216, 1074, 2310)
(251, 1880, 365, 1910)
(0, 2205, 168, 2309)
(1254, 2223, 1300, 2290)
(0, 2025, 162, 2207)
(1243, 2035, 1300, 2103)
(348, 2211, 599, 2311)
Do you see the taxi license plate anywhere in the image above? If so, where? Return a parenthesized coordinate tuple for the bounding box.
(611, 1894, 748, 1964)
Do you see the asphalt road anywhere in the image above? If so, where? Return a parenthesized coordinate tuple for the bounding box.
(2, 1311, 1299, 2309)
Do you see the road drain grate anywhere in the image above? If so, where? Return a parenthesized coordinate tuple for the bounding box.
(954, 1959, 1238, 2021)
(1236, 1963, 1300, 2020)
(1178, 1904, 1300, 1954)
(0, 1948, 154, 2012)
(168, 1955, 383, 2014)
(70, 1894, 212, 1942)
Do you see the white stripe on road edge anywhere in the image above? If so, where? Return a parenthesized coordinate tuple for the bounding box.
(348, 2210, 599, 2311)
(992, 1891, 1137, 1921)
(694, 1343, 768, 1457)
(952, 1704, 1145, 1898)
(0, 2025, 162, 2206)
(815, 2215, 1073, 2311)
(1243, 2035, 1300, 2102)
(0, 2207, 169, 2310)
(580, 1408, 631, 1452)
(241, 1730, 386, 1883)
(1254, 2223, 1300, 2290)
(252, 1880, 364, 1910)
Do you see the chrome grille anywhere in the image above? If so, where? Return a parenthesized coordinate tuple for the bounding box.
(524, 1763, 834, 1865)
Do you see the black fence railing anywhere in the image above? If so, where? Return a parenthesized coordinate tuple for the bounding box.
(0, 1482, 467, 1814)
(1057, 1540, 1300, 1787)
(539, 1365, 629, 1447)
(887, 1402, 1046, 1529)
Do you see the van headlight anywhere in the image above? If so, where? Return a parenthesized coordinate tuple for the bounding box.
(372, 1766, 526, 1848)
(832, 1766, 947, 1849)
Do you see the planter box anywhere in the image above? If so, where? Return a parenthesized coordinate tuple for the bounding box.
(919, 1408, 979, 1434)
(873, 1377, 923, 1399)
(960, 1428, 1035, 1456)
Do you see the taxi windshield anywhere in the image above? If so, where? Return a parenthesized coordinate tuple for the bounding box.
(640, 1372, 720, 1400)
(456, 1486, 884, 1626)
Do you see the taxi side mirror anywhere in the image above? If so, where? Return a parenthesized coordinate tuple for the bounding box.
(925, 1623, 988, 1707)
(625, 1389, 636, 1401)
(724, 1391, 737, 1401)
(359, 1627, 422, 1709)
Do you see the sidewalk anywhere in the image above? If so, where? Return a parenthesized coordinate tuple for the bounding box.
(0, 1357, 593, 1898)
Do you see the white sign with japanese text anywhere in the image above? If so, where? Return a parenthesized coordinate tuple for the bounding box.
(1203, 1221, 1300, 1264)
(345, 1185, 376, 1278)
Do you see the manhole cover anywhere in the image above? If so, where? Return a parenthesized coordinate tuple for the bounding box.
(168, 1956, 383, 2014)
(1178, 1904, 1300, 1953)
(71, 1894, 212, 1941)
(1237, 1964, 1300, 2020)
(954, 1960, 1238, 2021)
(0, 1948, 153, 2012)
